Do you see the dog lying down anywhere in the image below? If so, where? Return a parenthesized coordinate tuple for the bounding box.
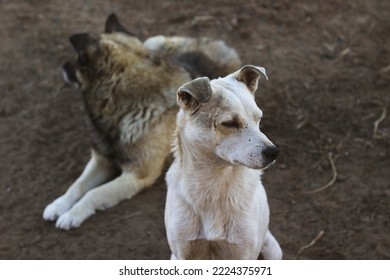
(165, 65, 282, 260)
(43, 14, 241, 230)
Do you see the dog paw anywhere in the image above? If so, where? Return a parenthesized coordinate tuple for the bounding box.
(56, 213, 82, 230)
(43, 197, 72, 221)
(264, 245, 283, 260)
(261, 231, 283, 260)
(55, 206, 94, 230)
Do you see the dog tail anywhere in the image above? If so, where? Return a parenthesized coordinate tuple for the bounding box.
(144, 35, 241, 79)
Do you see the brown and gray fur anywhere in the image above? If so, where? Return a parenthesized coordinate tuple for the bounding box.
(43, 14, 241, 230)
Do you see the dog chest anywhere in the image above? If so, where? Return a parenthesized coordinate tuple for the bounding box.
(165, 175, 269, 260)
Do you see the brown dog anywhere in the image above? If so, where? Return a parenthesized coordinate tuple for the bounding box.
(43, 14, 241, 230)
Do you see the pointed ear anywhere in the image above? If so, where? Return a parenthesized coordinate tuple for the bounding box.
(233, 65, 268, 94)
(105, 13, 132, 35)
(69, 33, 98, 53)
(177, 77, 212, 114)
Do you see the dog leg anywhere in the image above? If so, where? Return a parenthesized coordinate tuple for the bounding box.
(55, 169, 160, 230)
(261, 231, 283, 260)
(43, 149, 116, 221)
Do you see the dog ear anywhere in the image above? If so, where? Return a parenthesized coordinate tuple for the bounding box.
(177, 77, 212, 114)
(69, 33, 98, 53)
(105, 13, 132, 34)
(69, 33, 99, 68)
(233, 65, 268, 94)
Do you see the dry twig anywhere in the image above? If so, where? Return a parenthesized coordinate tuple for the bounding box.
(295, 230, 325, 259)
(109, 211, 142, 225)
(307, 152, 337, 194)
(379, 65, 390, 76)
(373, 107, 387, 139)
(354, 138, 374, 148)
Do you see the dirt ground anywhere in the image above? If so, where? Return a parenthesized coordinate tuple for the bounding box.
(0, 0, 389, 260)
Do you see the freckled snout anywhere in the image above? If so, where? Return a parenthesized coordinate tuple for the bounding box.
(262, 145, 279, 162)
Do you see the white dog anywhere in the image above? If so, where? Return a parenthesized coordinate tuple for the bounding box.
(165, 65, 282, 259)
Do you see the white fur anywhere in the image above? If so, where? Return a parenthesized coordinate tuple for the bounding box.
(43, 149, 116, 224)
(43, 149, 158, 230)
(165, 65, 282, 259)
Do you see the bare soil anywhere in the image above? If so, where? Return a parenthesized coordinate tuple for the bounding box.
(0, 0, 389, 259)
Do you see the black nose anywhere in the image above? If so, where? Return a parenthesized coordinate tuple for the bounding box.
(263, 145, 279, 161)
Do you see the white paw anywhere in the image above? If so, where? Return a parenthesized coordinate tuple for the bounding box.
(55, 205, 94, 230)
(261, 232, 283, 260)
(265, 245, 283, 260)
(43, 196, 73, 221)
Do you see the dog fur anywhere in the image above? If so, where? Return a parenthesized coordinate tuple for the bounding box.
(165, 65, 282, 259)
(43, 14, 241, 230)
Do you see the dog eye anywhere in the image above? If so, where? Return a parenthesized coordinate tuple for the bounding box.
(221, 121, 240, 129)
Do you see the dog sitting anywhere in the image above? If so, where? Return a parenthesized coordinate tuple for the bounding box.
(43, 14, 241, 230)
(165, 65, 282, 259)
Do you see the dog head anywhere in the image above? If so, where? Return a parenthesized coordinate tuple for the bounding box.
(176, 65, 279, 170)
(62, 14, 144, 89)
